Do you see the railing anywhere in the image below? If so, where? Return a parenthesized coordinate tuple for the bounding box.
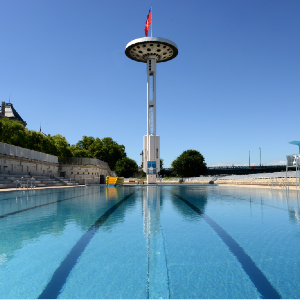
(58, 157, 110, 168)
(15, 177, 36, 190)
(208, 165, 287, 170)
(53, 175, 67, 185)
(157, 174, 163, 185)
(0, 142, 58, 164)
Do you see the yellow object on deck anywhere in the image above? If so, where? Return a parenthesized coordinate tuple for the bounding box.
(106, 176, 124, 186)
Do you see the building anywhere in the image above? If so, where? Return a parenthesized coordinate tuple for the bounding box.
(39, 126, 49, 137)
(0, 101, 27, 127)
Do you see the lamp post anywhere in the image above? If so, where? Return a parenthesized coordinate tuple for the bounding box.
(259, 147, 261, 166)
(249, 151, 250, 167)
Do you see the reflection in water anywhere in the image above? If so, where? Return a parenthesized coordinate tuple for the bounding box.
(143, 187, 160, 237)
(142, 186, 169, 299)
(0, 186, 132, 265)
(106, 187, 123, 201)
(170, 186, 208, 218)
(0, 253, 8, 265)
(286, 190, 300, 225)
(210, 187, 300, 226)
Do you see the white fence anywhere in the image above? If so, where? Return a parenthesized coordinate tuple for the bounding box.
(0, 142, 58, 164)
(58, 157, 111, 169)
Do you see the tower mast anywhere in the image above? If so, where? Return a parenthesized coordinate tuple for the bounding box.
(125, 35, 178, 183)
(151, 5, 152, 37)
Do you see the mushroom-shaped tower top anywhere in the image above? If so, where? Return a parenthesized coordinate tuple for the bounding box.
(125, 37, 178, 63)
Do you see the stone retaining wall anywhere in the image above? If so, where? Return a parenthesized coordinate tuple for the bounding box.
(59, 164, 114, 185)
(0, 154, 58, 176)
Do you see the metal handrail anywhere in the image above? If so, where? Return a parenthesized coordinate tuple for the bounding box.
(15, 177, 35, 190)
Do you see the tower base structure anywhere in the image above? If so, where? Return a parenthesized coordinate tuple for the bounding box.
(143, 135, 160, 184)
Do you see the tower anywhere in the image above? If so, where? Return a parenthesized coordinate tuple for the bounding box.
(125, 37, 178, 183)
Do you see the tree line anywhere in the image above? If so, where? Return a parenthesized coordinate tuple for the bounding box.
(0, 118, 208, 178)
(0, 118, 138, 176)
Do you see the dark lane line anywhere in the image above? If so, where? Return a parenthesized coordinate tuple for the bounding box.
(172, 192, 282, 299)
(38, 190, 136, 299)
(0, 190, 101, 219)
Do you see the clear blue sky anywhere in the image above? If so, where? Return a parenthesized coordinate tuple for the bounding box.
(0, 0, 299, 168)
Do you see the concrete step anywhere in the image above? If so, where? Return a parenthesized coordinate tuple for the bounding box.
(6, 177, 19, 180)
(32, 179, 50, 182)
(8, 172, 31, 176)
(7, 176, 31, 180)
(13, 180, 41, 184)
(0, 184, 15, 189)
(0, 180, 65, 189)
(40, 181, 58, 184)
(43, 183, 64, 186)
(0, 180, 13, 184)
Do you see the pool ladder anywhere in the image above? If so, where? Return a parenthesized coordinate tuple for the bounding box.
(157, 174, 163, 185)
(16, 177, 36, 190)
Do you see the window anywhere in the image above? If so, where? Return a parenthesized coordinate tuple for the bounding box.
(147, 161, 156, 168)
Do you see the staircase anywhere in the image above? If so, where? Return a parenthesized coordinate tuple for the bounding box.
(54, 176, 79, 186)
(0, 174, 70, 189)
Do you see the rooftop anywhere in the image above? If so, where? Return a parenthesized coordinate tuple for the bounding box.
(0, 102, 27, 127)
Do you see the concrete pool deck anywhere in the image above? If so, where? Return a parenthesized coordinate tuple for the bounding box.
(0, 185, 86, 193)
(125, 180, 300, 190)
(1, 181, 299, 192)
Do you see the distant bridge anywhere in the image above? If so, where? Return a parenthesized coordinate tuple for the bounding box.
(206, 165, 290, 175)
(160, 165, 291, 177)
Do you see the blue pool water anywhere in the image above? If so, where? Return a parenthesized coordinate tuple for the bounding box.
(0, 185, 300, 299)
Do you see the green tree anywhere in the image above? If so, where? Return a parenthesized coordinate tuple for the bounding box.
(76, 136, 95, 150)
(0, 118, 27, 147)
(69, 146, 90, 157)
(115, 157, 138, 178)
(73, 136, 126, 170)
(50, 134, 73, 157)
(90, 137, 126, 170)
(26, 130, 55, 154)
(171, 150, 207, 177)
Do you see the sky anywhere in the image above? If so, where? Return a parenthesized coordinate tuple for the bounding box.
(0, 0, 299, 168)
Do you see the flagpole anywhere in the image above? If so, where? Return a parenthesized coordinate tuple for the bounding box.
(151, 4, 152, 37)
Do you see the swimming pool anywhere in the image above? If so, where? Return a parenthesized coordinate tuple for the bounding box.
(0, 185, 299, 299)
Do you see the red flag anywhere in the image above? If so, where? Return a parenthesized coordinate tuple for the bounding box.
(144, 8, 151, 37)
(148, 11, 151, 25)
(144, 20, 149, 37)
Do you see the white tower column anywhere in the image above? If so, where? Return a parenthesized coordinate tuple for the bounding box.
(144, 55, 160, 184)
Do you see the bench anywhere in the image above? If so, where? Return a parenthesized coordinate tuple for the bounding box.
(137, 180, 145, 185)
(129, 180, 136, 184)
